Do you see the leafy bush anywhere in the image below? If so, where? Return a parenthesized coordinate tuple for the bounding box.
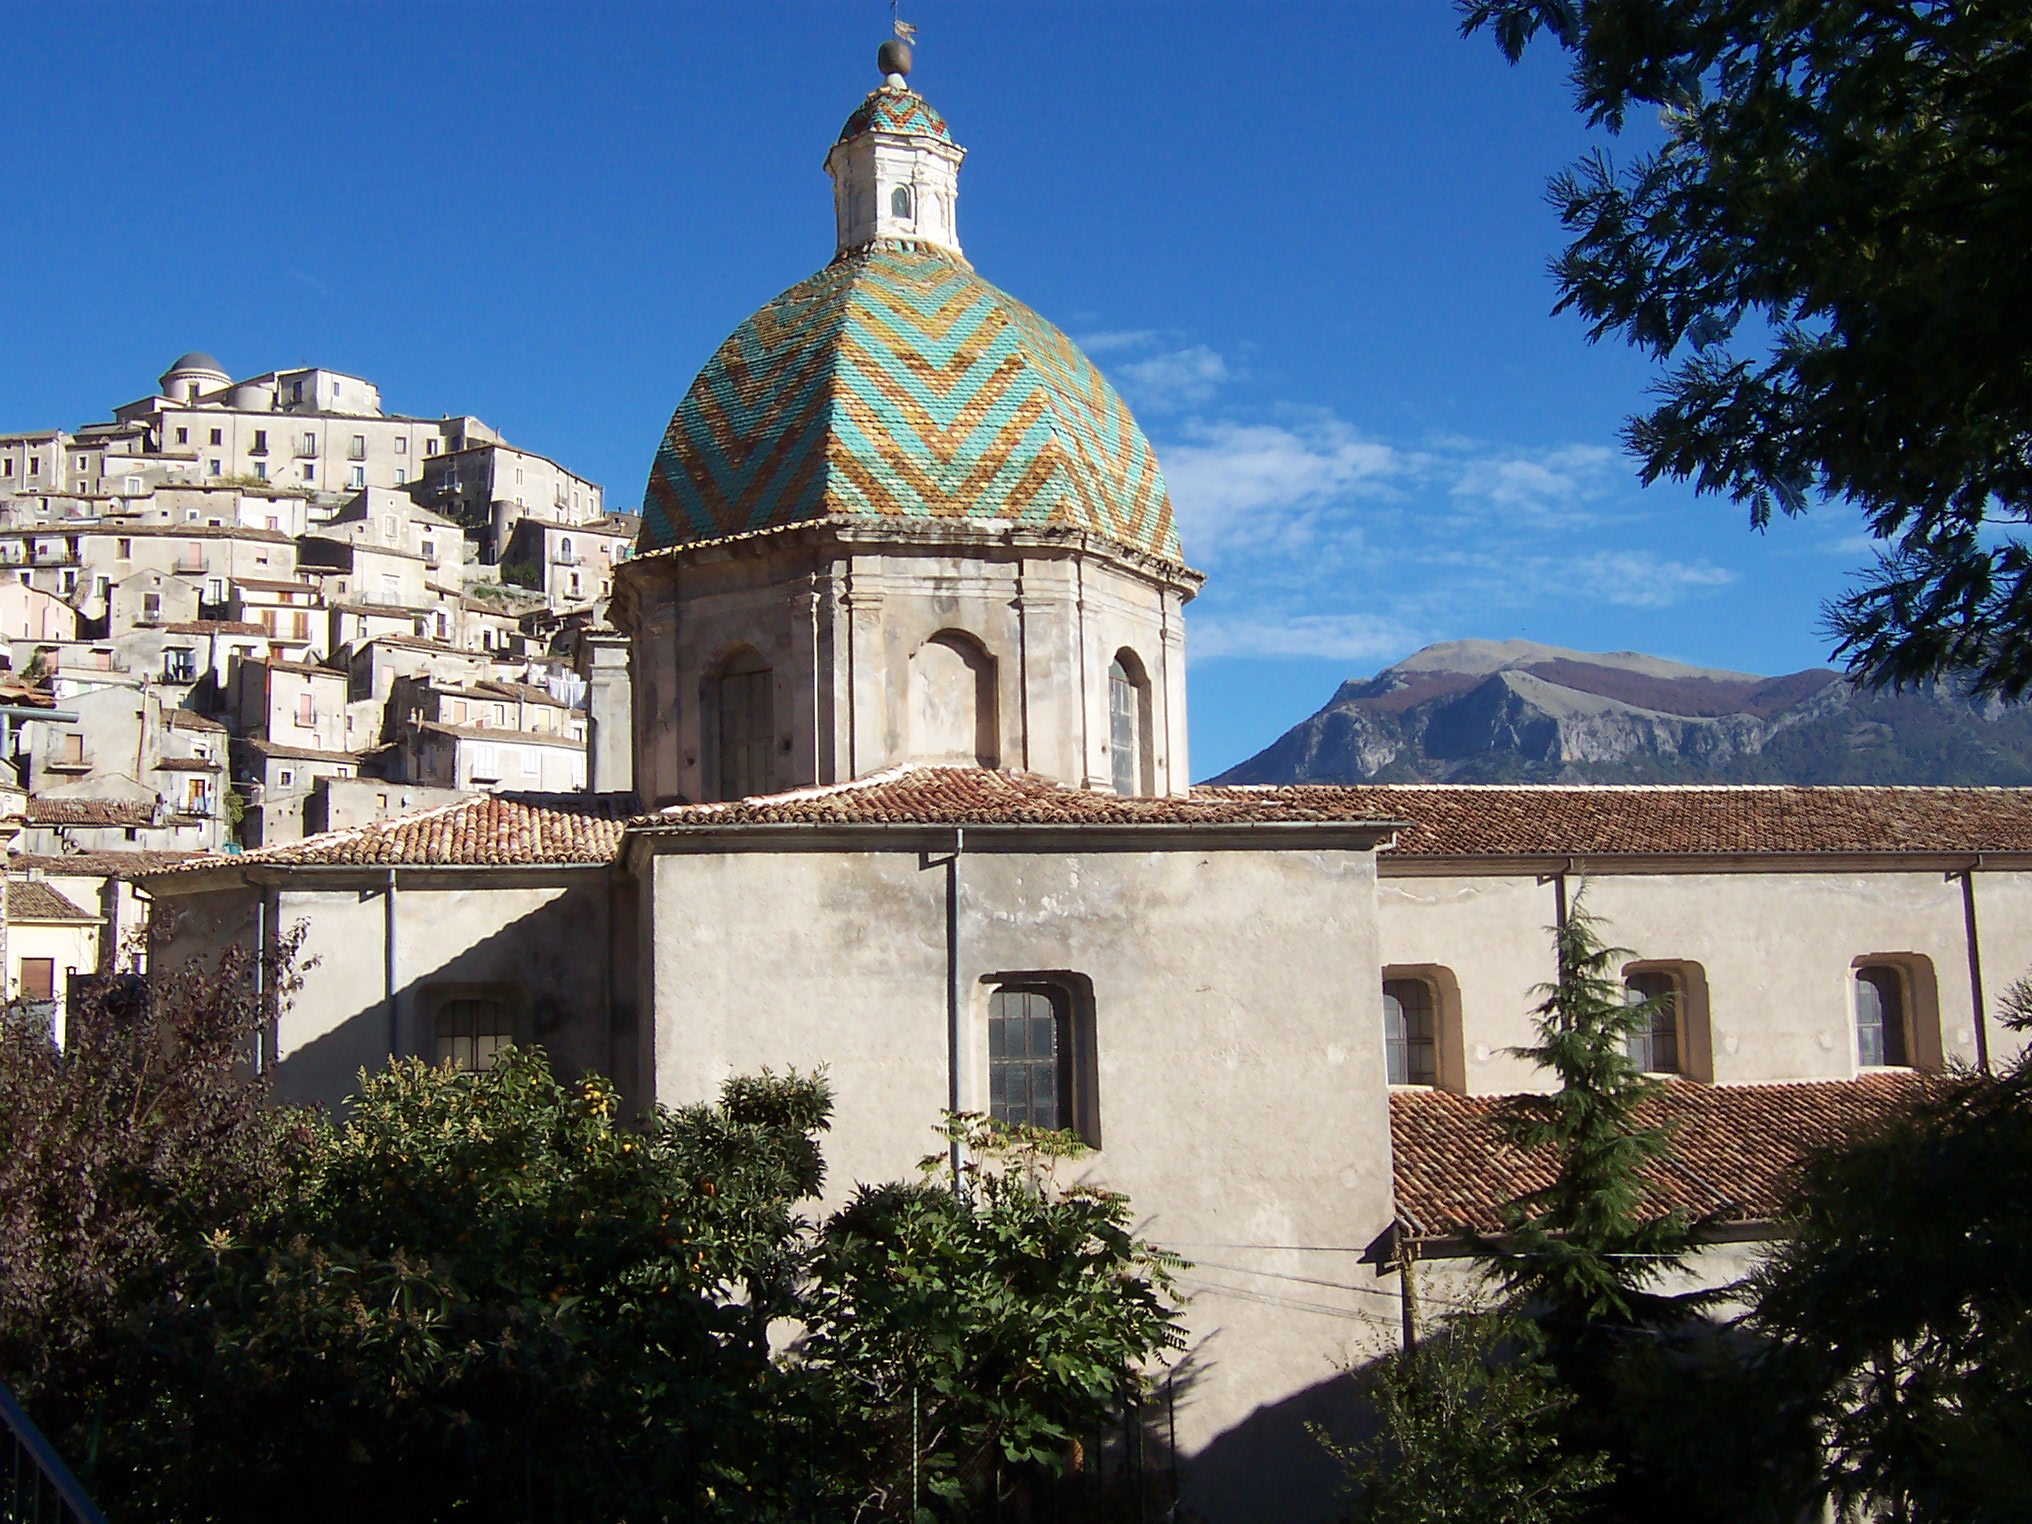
(804, 1116, 1185, 1519)
(1317, 1307, 1607, 1524)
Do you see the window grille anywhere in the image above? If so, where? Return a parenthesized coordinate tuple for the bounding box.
(1856, 966, 1908, 1067)
(1383, 978, 1437, 1085)
(435, 998, 514, 1072)
(1624, 970, 1681, 1074)
(988, 985, 1071, 1130)
(1109, 657, 1139, 796)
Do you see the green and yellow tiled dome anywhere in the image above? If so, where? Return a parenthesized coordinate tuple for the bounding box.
(638, 244, 1182, 565)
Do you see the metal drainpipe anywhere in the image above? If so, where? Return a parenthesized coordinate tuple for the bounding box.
(946, 827, 964, 1190)
(1961, 856, 1992, 1075)
(384, 867, 399, 1062)
(254, 892, 266, 1075)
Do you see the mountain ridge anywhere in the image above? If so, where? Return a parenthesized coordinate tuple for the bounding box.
(1213, 640, 2032, 787)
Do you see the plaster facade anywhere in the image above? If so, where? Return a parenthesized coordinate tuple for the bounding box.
(1377, 858, 2032, 1092)
(149, 867, 633, 1111)
(632, 828, 1395, 1467)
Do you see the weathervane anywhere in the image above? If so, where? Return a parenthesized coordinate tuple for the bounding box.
(880, 2, 915, 83)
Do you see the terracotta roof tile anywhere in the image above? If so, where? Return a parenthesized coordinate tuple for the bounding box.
(11, 850, 209, 877)
(641, 766, 1408, 828)
(1389, 1075, 1931, 1238)
(635, 771, 2032, 847)
(1204, 783, 2032, 858)
(5, 879, 97, 921)
(25, 797, 157, 827)
(163, 621, 267, 635)
(156, 791, 636, 873)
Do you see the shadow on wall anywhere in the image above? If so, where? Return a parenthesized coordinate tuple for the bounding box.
(1186, 1367, 1370, 1524)
(268, 882, 634, 1112)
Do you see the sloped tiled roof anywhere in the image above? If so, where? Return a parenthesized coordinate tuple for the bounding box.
(1390, 1075, 1931, 1238)
(1205, 784, 2032, 858)
(5, 879, 97, 921)
(163, 621, 266, 635)
(25, 797, 157, 828)
(412, 721, 584, 749)
(158, 792, 636, 873)
(643, 767, 1406, 828)
(11, 850, 208, 877)
(233, 738, 365, 764)
(163, 709, 228, 733)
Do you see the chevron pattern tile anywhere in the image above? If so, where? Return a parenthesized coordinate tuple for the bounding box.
(640, 245, 1181, 565)
(836, 86, 952, 145)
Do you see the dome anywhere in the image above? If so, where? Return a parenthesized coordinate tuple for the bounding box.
(640, 244, 1180, 564)
(837, 85, 953, 147)
(166, 352, 226, 377)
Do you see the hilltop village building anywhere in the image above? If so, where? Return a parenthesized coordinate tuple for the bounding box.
(135, 54, 2032, 1521)
(0, 356, 629, 993)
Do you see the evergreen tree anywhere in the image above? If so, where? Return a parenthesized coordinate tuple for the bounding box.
(1477, 887, 1699, 1337)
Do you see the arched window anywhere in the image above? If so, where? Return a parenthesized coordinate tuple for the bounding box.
(560, 536, 573, 558)
(1383, 978, 1438, 1086)
(988, 984, 1071, 1130)
(1856, 965, 1909, 1067)
(1625, 970, 1681, 1074)
(1108, 651, 1149, 796)
(716, 649, 773, 801)
(891, 184, 914, 220)
(435, 998, 513, 1072)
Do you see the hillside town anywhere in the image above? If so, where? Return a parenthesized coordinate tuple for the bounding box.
(0, 352, 635, 999)
(2, 11, 2028, 1524)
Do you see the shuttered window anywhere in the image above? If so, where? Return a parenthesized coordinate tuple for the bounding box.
(1624, 971, 1681, 1074)
(717, 657, 773, 801)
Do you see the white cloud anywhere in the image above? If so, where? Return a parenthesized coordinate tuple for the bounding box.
(1446, 444, 1617, 528)
(1190, 612, 1421, 663)
(1115, 344, 1230, 409)
(1569, 550, 1735, 607)
(1075, 329, 1164, 354)
(1162, 416, 1405, 561)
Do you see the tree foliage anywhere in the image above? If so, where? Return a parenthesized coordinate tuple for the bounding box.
(0, 942, 306, 1448)
(1, 953, 1185, 1524)
(1317, 1307, 1608, 1524)
(804, 1115, 1186, 1520)
(1750, 979, 2032, 1522)
(1462, 0, 2032, 696)
(118, 1053, 839, 1524)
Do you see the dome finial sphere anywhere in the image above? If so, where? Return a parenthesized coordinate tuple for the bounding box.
(877, 38, 912, 80)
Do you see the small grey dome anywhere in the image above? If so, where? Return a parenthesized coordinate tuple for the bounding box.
(166, 351, 227, 376)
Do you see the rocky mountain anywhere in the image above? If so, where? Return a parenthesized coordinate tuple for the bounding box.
(1214, 639, 2032, 786)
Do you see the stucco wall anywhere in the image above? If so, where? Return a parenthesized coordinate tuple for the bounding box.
(1377, 864, 2032, 1093)
(641, 838, 1394, 1515)
(150, 870, 624, 1111)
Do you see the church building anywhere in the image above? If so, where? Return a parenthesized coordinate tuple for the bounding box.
(143, 46, 2032, 1521)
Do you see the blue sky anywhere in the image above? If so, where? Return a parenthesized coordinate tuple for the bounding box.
(0, 2, 1872, 777)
